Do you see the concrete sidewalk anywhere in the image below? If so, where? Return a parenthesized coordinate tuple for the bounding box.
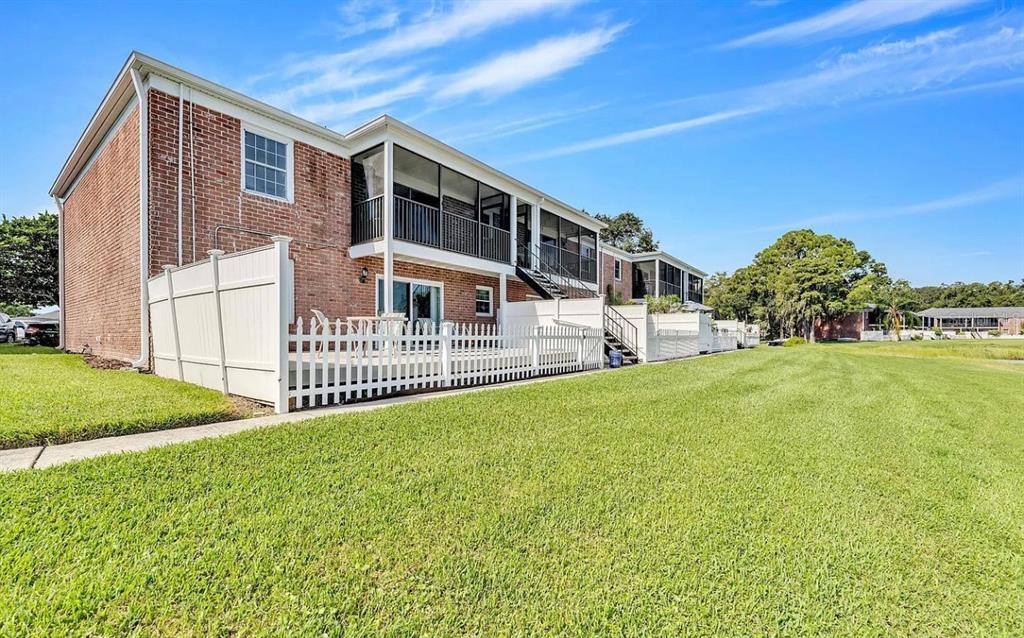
(0, 366, 609, 472)
(0, 348, 744, 473)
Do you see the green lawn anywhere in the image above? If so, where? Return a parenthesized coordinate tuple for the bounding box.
(0, 346, 243, 449)
(1, 345, 1022, 636)
(837, 338, 1024, 361)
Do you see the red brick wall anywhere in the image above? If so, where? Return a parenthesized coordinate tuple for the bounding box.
(62, 106, 141, 361)
(64, 88, 551, 364)
(148, 89, 352, 326)
(147, 87, 536, 327)
(814, 312, 865, 340)
(601, 252, 633, 301)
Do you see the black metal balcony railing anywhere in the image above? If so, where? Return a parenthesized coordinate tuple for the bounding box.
(580, 257, 597, 284)
(361, 195, 510, 264)
(441, 210, 478, 256)
(352, 195, 385, 244)
(480, 225, 511, 264)
(661, 281, 682, 298)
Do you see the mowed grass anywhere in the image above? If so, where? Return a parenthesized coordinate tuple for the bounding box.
(0, 346, 242, 449)
(1, 345, 1022, 636)
(839, 338, 1024, 361)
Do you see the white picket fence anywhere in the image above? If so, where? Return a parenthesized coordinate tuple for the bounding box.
(289, 317, 604, 410)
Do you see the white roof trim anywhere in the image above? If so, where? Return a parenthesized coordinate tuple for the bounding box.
(599, 243, 707, 277)
(52, 52, 607, 234)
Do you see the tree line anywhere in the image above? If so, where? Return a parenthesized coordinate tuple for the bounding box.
(0, 212, 59, 316)
(705, 229, 1023, 340)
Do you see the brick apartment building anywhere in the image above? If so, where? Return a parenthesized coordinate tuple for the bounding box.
(50, 52, 615, 366)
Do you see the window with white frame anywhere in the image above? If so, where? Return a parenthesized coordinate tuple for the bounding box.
(614, 258, 622, 281)
(475, 286, 493, 316)
(244, 130, 288, 199)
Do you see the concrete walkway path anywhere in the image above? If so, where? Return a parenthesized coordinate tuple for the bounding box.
(0, 349, 744, 473)
(0, 367, 608, 472)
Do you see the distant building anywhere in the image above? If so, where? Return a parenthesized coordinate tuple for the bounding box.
(918, 307, 1024, 335)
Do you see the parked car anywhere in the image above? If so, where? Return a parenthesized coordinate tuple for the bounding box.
(0, 318, 16, 343)
(23, 321, 59, 347)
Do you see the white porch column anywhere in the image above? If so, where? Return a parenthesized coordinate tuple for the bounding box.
(509, 195, 518, 266)
(596, 233, 602, 293)
(499, 272, 508, 326)
(530, 202, 541, 270)
(654, 258, 661, 297)
(383, 139, 395, 314)
(683, 271, 689, 302)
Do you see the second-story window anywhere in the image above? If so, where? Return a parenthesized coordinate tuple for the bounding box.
(244, 130, 289, 200)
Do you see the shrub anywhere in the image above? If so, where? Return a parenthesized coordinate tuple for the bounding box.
(644, 294, 682, 314)
(911, 334, 923, 341)
(933, 326, 943, 335)
(988, 329, 1001, 337)
(783, 336, 806, 347)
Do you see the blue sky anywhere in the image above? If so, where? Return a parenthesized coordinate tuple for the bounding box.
(1, 0, 1022, 286)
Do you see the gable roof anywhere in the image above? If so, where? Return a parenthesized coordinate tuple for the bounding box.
(918, 307, 1024, 319)
(50, 52, 603, 232)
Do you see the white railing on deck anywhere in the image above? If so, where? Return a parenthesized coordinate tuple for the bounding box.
(288, 318, 604, 410)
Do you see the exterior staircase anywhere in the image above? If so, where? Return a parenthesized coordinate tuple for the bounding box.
(514, 241, 595, 301)
(603, 305, 639, 365)
(516, 266, 567, 299)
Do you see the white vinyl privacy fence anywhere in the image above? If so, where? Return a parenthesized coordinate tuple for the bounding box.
(148, 237, 293, 409)
(149, 238, 602, 414)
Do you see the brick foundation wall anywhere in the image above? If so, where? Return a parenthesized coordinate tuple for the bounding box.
(62, 106, 142, 361)
(601, 252, 634, 301)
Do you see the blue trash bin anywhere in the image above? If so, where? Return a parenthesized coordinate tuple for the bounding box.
(609, 350, 623, 368)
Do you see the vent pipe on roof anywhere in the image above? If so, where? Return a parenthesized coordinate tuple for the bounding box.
(130, 67, 150, 369)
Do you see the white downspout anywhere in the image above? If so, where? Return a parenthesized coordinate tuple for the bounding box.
(53, 196, 65, 350)
(177, 82, 184, 266)
(130, 67, 150, 369)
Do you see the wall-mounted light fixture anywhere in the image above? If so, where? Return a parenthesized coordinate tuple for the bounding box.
(359, 266, 369, 283)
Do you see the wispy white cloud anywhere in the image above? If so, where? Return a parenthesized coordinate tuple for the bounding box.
(436, 24, 627, 99)
(258, 0, 594, 125)
(519, 17, 1024, 160)
(755, 177, 1024, 232)
(513, 107, 762, 161)
(332, 0, 401, 38)
(723, 0, 981, 48)
(263, 65, 415, 110)
(295, 23, 627, 127)
(298, 76, 431, 123)
(285, 0, 584, 77)
(443, 103, 609, 144)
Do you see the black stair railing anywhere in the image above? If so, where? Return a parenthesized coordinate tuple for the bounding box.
(603, 304, 639, 357)
(517, 241, 596, 299)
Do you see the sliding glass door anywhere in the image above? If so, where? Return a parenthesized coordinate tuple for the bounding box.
(377, 278, 442, 326)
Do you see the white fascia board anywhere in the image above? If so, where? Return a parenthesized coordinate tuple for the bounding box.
(631, 251, 707, 278)
(50, 55, 137, 197)
(147, 74, 349, 158)
(63, 93, 138, 201)
(349, 239, 515, 277)
(599, 243, 635, 260)
(52, 51, 353, 198)
(348, 116, 605, 232)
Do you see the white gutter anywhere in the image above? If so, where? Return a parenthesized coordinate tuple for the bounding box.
(130, 67, 150, 369)
(177, 82, 184, 266)
(53, 196, 65, 350)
